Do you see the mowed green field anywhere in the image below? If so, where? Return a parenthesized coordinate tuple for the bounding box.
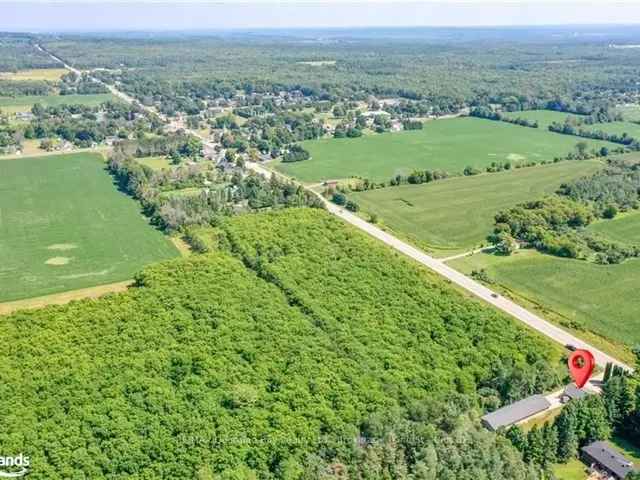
(276, 117, 612, 183)
(0, 93, 117, 113)
(616, 104, 640, 122)
(502, 109, 583, 128)
(588, 211, 640, 244)
(585, 121, 640, 138)
(0, 152, 178, 302)
(0, 68, 68, 81)
(449, 249, 640, 347)
(504, 110, 640, 138)
(351, 160, 603, 254)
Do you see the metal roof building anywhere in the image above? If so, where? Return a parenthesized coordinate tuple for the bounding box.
(581, 441, 637, 479)
(481, 394, 551, 431)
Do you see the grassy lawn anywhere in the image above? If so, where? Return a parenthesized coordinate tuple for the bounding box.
(0, 152, 178, 302)
(552, 459, 588, 480)
(0, 93, 117, 113)
(503, 109, 584, 128)
(350, 160, 603, 253)
(587, 120, 640, 138)
(136, 155, 172, 171)
(588, 210, 640, 244)
(504, 110, 640, 138)
(0, 68, 69, 81)
(449, 249, 640, 349)
(21, 139, 44, 156)
(610, 436, 640, 464)
(520, 407, 563, 432)
(276, 117, 612, 183)
(160, 187, 204, 198)
(616, 104, 640, 122)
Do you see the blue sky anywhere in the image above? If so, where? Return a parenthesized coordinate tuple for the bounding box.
(1, 1, 639, 32)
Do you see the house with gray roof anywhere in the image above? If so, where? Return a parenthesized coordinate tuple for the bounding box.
(481, 394, 551, 431)
(561, 384, 589, 403)
(581, 441, 637, 479)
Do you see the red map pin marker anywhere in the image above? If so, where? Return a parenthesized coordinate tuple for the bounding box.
(568, 349, 595, 388)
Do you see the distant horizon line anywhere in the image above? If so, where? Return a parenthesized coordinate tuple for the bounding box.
(4, 22, 640, 34)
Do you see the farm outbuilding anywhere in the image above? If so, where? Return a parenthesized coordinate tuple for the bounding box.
(481, 394, 551, 431)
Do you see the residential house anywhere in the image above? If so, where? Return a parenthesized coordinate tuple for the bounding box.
(581, 441, 637, 479)
(561, 384, 589, 404)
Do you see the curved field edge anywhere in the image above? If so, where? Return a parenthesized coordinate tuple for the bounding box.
(0, 208, 564, 478)
(0, 151, 179, 302)
(588, 210, 640, 244)
(0, 280, 132, 316)
(350, 160, 604, 254)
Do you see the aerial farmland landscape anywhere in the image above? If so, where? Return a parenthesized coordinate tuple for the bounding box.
(1, 1, 640, 479)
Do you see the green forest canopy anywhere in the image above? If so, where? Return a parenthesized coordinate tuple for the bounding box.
(0, 208, 563, 479)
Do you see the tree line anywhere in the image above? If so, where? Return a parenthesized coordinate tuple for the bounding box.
(506, 353, 640, 479)
(491, 159, 640, 263)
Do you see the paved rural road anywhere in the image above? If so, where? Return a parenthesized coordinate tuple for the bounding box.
(247, 162, 631, 371)
(39, 42, 630, 372)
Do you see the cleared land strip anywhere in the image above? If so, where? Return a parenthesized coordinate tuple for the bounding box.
(0, 281, 132, 315)
(247, 161, 631, 371)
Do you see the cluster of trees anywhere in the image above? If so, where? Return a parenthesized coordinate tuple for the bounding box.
(549, 120, 640, 150)
(507, 395, 610, 469)
(492, 197, 596, 259)
(108, 144, 322, 231)
(115, 131, 202, 161)
(399, 169, 450, 185)
(0, 80, 52, 96)
(470, 107, 539, 128)
(582, 109, 623, 124)
(243, 110, 325, 155)
(330, 192, 359, 211)
(402, 119, 423, 130)
(492, 159, 640, 263)
(384, 98, 462, 117)
(0, 207, 563, 478)
(584, 234, 640, 265)
(0, 113, 22, 153)
(600, 359, 640, 449)
(492, 198, 640, 263)
(59, 71, 109, 95)
(333, 124, 363, 138)
(558, 160, 640, 213)
(281, 144, 311, 163)
(20, 100, 162, 148)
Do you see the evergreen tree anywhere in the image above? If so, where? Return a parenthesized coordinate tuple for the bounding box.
(542, 423, 559, 466)
(526, 426, 546, 465)
(603, 375, 634, 431)
(506, 425, 528, 454)
(574, 396, 611, 445)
